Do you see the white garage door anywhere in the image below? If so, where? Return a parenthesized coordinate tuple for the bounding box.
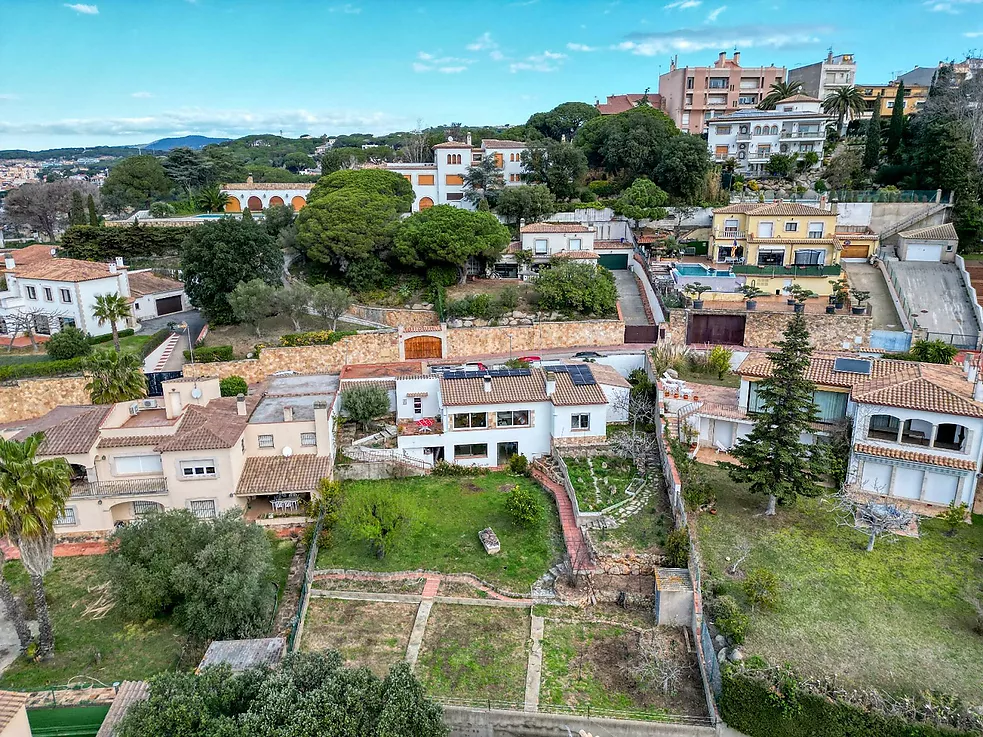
(905, 244, 943, 262)
(923, 472, 959, 505)
(860, 461, 892, 495)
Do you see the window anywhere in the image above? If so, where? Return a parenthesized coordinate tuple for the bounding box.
(808, 222, 824, 238)
(418, 174, 434, 185)
(33, 315, 50, 335)
(493, 153, 503, 167)
(757, 250, 784, 266)
(784, 222, 798, 232)
(453, 412, 487, 429)
(445, 174, 464, 186)
(258, 434, 274, 448)
(723, 218, 739, 235)
(454, 443, 488, 458)
(54, 507, 77, 526)
(569, 238, 582, 251)
(413, 397, 423, 414)
(113, 454, 163, 475)
(715, 145, 729, 157)
(133, 500, 159, 517)
(60, 288, 71, 303)
(934, 423, 967, 451)
(682, 112, 690, 125)
(43, 287, 52, 301)
(180, 460, 217, 478)
(886, 101, 894, 109)
(188, 499, 217, 519)
(794, 249, 824, 266)
(534, 238, 548, 255)
(403, 175, 411, 182)
(0, 318, 6, 335)
(901, 419, 932, 447)
(715, 125, 732, 135)
(509, 173, 521, 182)
(571, 413, 590, 431)
(497, 410, 530, 427)
(25, 286, 36, 300)
(301, 432, 317, 447)
(686, 76, 694, 89)
(812, 391, 848, 423)
(757, 222, 774, 238)
(709, 77, 728, 89)
(472, 153, 482, 162)
(446, 192, 464, 201)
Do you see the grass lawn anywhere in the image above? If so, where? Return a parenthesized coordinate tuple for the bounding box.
(563, 455, 637, 513)
(0, 556, 186, 690)
(597, 486, 672, 556)
(300, 599, 417, 677)
(416, 603, 529, 702)
(110, 333, 152, 354)
(447, 280, 538, 312)
(271, 537, 297, 606)
(315, 473, 560, 591)
(206, 314, 364, 357)
(674, 363, 740, 389)
(540, 618, 705, 718)
(696, 463, 983, 702)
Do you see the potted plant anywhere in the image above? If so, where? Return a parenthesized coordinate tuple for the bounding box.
(850, 288, 870, 315)
(684, 282, 713, 309)
(785, 283, 801, 306)
(793, 288, 817, 313)
(741, 284, 767, 311)
(828, 277, 849, 310)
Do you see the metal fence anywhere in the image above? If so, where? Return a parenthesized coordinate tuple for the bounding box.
(286, 506, 325, 652)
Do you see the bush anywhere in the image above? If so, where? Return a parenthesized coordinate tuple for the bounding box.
(149, 201, 175, 218)
(184, 344, 235, 363)
(61, 224, 185, 261)
(0, 357, 84, 381)
(305, 478, 345, 549)
(431, 461, 488, 477)
(712, 594, 750, 644)
(426, 264, 459, 288)
(279, 330, 355, 347)
(340, 485, 411, 559)
(588, 179, 618, 197)
(534, 260, 618, 317)
(507, 453, 529, 475)
(45, 326, 92, 360)
(139, 328, 173, 359)
(505, 483, 542, 527)
(664, 526, 690, 567)
(340, 384, 390, 431)
(219, 375, 248, 397)
(87, 328, 135, 345)
(742, 568, 780, 611)
(707, 345, 733, 380)
(499, 286, 519, 311)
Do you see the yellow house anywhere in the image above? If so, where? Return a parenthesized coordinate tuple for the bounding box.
(858, 82, 929, 117)
(710, 202, 843, 295)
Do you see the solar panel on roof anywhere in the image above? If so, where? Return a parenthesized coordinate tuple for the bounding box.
(833, 357, 872, 375)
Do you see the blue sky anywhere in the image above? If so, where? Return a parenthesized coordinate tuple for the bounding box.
(0, 0, 980, 150)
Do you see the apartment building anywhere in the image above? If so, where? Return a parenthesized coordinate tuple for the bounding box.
(658, 51, 787, 134)
(788, 52, 857, 103)
(706, 95, 830, 174)
(858, 80, 930, 119)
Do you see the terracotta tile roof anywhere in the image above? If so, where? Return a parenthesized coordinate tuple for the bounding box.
(776, 94, 822, 103)
(95, 681, 149, 737)
(155, 401, 250, 452)
(98, 434, 167, 448)
(587, 363, 632, 388)
(595, 93, 662, 114)
(553, 250, 599, 260)
(432, 140, 473, 149)
(128, 271, 184, 299)
(235, 455, 332, 496)
(341, 378, 396, 390)
(853, 376, 983, 418)
(1, 244, 56, 271)
(853, 443, 977, 471)
(16, 405, 112, 456)
(593, 240, 631, 250)
(746, 202, 832, 217)
(14, 258, 120, 282)
(221, 183, 314, 191)
(835, 225, 877, 235)
(480, 139, 527, 149)
(0, 690, 27, 733)
(341, 361, 427, 379)
(439, 367, 607, 407)
(898, 223, 958, 241)
(520, 222, 592, 234)
(713, 203, 764, 214)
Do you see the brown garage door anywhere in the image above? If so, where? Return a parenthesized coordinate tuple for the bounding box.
(686, 314, 746, 345)
(840, 244, 869, 259)
(404, 335, 443, 359)
(154, 295, 183, 316)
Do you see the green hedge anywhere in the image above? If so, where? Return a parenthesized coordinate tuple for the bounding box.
(0, 353, 53, 366)
(87, 328, 135, 345)
(0, 358, 84, 381)
(184, 345, 235, 363)
(722, 670, 978, 737)
(140, 329, 173, 359)
(279, 330, 355, 347)
(61, 224, 187, 261)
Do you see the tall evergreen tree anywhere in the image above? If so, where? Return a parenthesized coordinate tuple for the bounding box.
(86, 193, 100, 226)
(67, 190, 86, 227)
(887, 84, 906, 159)
(863, 98, 882, 171)
(725, 314, 823, 515)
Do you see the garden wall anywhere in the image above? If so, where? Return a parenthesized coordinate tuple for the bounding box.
(0, 376, 89, 423)
(665, 308, 872, 350)
(348, 304, 439, 329)
(445, 319, 625, 356)
(442, 705, 715, 737)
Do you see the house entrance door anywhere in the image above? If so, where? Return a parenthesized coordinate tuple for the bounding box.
(497, 442, 519, 466)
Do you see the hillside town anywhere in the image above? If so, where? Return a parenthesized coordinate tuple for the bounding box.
(1, 15, 983, 737)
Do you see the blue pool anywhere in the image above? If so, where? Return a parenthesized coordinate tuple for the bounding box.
(674, 263, 734, 277)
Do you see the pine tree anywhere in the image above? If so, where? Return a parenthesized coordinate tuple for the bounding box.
(67, 190, 86, 227)
(86, 194, 100, 226)
(863, 98, 882, 171)
(725, 314, 823, 515)
(887, 84, 906, 159)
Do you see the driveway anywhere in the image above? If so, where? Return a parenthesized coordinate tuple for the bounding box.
(612, 270, 650, 326)
(842, 262, 903, 331)
(139, 310, 205, 341)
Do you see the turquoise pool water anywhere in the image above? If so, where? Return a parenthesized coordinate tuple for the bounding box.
(674, 264, 733, 277)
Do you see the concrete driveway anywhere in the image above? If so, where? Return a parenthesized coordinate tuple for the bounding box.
(612, 270, 650, 325)
(138, 309, 205, 340)
(842, 262, 902, 331)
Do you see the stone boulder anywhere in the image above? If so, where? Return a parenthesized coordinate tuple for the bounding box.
(479, 527, 501, 555)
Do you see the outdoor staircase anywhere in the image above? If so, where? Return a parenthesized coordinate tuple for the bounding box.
(879, 202, 951, 241)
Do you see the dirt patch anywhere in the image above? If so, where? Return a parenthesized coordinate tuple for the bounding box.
(447, 280, 538, 311)
(461, 481, 483, 494)
(301, 599, 417, 677)
(316, 577, 426, 595)
(437, 580, 491, 599)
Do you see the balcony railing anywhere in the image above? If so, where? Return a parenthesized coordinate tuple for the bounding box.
(714, 229, 746, 239)
(733, 264, 842, 278)
(748, 150, 772, 160)
(736, 132, 751, 140)
(71, 476, 168, 499)
(780, 130, 825, 139)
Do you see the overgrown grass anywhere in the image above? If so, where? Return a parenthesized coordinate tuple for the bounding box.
(563, 455, 637, 513)
(696, 463, 983, 702)
(315, 472, 560, 590)
(673, 362, 741, 389)
(271, 536, 297, 605)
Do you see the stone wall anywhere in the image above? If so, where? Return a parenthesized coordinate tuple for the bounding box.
(0, 377, 89, 423)
(666, 308, 871, 350)
(442, 706, 715, 737)
(445, 319, 624, 356)
(349, 304, 439, 329)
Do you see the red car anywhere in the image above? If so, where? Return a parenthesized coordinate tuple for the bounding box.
(518, 356, 541, 363)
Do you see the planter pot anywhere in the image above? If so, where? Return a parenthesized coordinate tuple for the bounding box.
(793, 303, 805, 313)
(692, 299, 705, 309)
(825, 305, 836, 314)
(827, 295, 835, 304)
(835, 301, 845, 309)
(852, 306, 866, 315)
(786, 298, 796, 306)
(746, 300, 757, 311)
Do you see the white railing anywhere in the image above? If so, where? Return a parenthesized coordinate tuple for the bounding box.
(343, 445, 433, 471)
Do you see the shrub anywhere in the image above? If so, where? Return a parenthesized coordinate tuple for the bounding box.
(0, 357, 84, 381)
(431, 461, 488, 477)
(184, 344, 235, 362)
(61, 224, 185, 261)
(664, 526, 690, 568)
(279, 330, 355, 347)
(712, 594, 750, 644)
(340, 384, 390, 431)
(505, 483, 542, 527)
(426, 264, 459, 288)
(45, 326, 92, 360)
(499, 286, 519, 311)
(588, 179, 618, 197)
(305, 478, 344, 549)
(139, 328, 173, 359)
(470, 293, 492, 318)
(340, 486, 411, 559)
(149, 201, 175, 218)
(87, 328, 134, 345)
(534, 260, 618, 317)
(507, 454, 529, 476)
(742, 568, 780, 612)
(707, 345, 734, 380)
(219, 375, 248, 397)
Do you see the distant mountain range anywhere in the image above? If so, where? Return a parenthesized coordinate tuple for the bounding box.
(140, 135, 231, 151)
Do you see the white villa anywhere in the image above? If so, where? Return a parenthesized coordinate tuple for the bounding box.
(492, 221, 636, 278)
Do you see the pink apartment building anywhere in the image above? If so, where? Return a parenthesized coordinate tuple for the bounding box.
(658, 51, 787, 134)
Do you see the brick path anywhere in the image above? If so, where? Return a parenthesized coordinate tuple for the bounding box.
(313, 571, 532, 603)
(1, 540, 107, 560)
(530, 467, 594, 570)
(421, 575, 441, 598)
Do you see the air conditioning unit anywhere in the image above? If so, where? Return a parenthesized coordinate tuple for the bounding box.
(140, 398, 159, 410)
(129, 404, 140, 416)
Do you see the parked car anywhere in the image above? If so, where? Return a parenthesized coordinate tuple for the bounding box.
(517, 356, 541, 364)
(573, 351, 603, 359)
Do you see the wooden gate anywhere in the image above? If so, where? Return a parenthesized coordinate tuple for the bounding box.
(686, 314, 746, 345)
(404, 335, 443, 359)
(624, 325, 659, 343)
(840, 244, 869, 259)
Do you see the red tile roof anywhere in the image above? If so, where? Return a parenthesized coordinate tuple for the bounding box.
(128, 271, 184, 299)
(480, 139, 526, 149)
(340, 361, 428, 380)
(553, 250, 599, 260)
(853, 443, 977, 471)
(15, 405, 112, 456)
(1, 244, 56, 271)
(713, 202, 832, 217)
(14, 258, 120, 283)
(520, 222, 592, 234)
(0, 691, 28, 733)
(898, 223, 958, 241)
(155, 400, 252, 452)
(439, 368, 607, 407)
(596, 94, 662, 114)
(235, 455, 332, 496)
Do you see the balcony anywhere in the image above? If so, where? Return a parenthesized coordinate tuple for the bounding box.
(397, 418, 444, 436)
(780, 130, 825, 139)
(748, 150, 773, 161)
(736, 132, 751, 141)
(714, 229, 746, 239)
(71, 476, 168, 499)
(732, 264, 842, 278)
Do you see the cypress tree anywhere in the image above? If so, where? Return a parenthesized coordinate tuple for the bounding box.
(67, 190, 86, 226)
(86, 193, 100, 226)
(863, 98, 882, 171)
(725, 314, 823, 516)
(887, 84, 906, 159)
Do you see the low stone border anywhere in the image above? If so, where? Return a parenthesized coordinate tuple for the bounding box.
(312, 569, 534, 601)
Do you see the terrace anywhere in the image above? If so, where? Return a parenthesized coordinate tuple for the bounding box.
(397, 418, 445, 436)
(70, 476, 168, 499)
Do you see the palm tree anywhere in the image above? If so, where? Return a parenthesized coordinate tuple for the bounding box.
(83, 351, 146, 405)
(759, 80, 804, 110)
(0, 546, 32, 651)
(92, 293, 132, 353)
(823, 86, 867, 133)
(0, 434, 72, 658)
(196, 185, 230, 213)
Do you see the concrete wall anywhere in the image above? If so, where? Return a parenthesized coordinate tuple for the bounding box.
(0, 376, 89, 423)
(349, 304, 439, 329)
(442, 706, 714, 737)
(666, 308, 871, 350)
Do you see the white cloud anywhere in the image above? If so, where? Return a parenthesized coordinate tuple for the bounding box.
(0, 94, 17, 101)
(706, 5, 726, 22)
(618, 23, 830, 55)
(64, 3, 98, 14)
(130, 91, 153, 98)
(510, 51, 567, 73)
(664, 0, 701, 8)
(489, 49, 505, 61)
(924, 0, 983, 11)
(466, 32, 498, 51)
(964, 29, 983, 36)
(329, 3, 361, 14)
(413, 52, 474, 73)
(438, 66, 468, 73)
(567, 42, 597, 52)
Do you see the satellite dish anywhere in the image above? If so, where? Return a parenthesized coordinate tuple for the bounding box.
(190, 387, 203, 399)
(282, 446, 293, 457)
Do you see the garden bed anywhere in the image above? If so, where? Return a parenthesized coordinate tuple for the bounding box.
(562, 454, 638, 513)
(204, 314, 365, 358)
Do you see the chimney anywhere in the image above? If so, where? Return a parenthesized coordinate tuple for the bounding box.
(108, 261, 118, 274)
(114, 256, 124, 268)
(283, 405, 293, 422)
(969, 365, 978, 385)
(733, 51, 740, 65)
(3, 255, 13, 270)
(447, 135, 453, 142)
(963, 355, 971, 375)
(519, 218, 526, 229)
(49, 247, 56, 256)
(236, 393, 247, 416)
(819, 194, 829, 211)
(717, 51, 726, 66)
(246, 175, 254, 184)
(466, 132, 472, 146)
(483, 374, 492, 393)
(561, 133, 567, 143)
(974, 380, 983, 402)
(545, 372, 556, 397)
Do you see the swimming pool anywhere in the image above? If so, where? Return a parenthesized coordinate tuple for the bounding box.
(674, 263, 734, 277)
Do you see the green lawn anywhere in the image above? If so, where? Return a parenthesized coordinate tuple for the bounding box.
(110, 333, 153, 354)
(696, 463, 983, 702)
(271, 536, 297, 606)
(674, 363, 741, 389)
(563, 455, 637, 513)
(315, 473, 560, 591)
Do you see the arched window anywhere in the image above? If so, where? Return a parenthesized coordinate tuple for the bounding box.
(901, 418, 933, 447)
(754, 126, 761, 135)
(457, 154, 462, 164)
(771, 125, 779, 135)
(935, 423, 968, 451)
(446, 154, 452, 164)
(868, 414, 900, 441)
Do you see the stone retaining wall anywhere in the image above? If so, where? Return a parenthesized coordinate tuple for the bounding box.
(349, 304, 439, 329)
(666, 308, 872, 350)
(0, 376, 89, 423)
(445, 319, 625, 356)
